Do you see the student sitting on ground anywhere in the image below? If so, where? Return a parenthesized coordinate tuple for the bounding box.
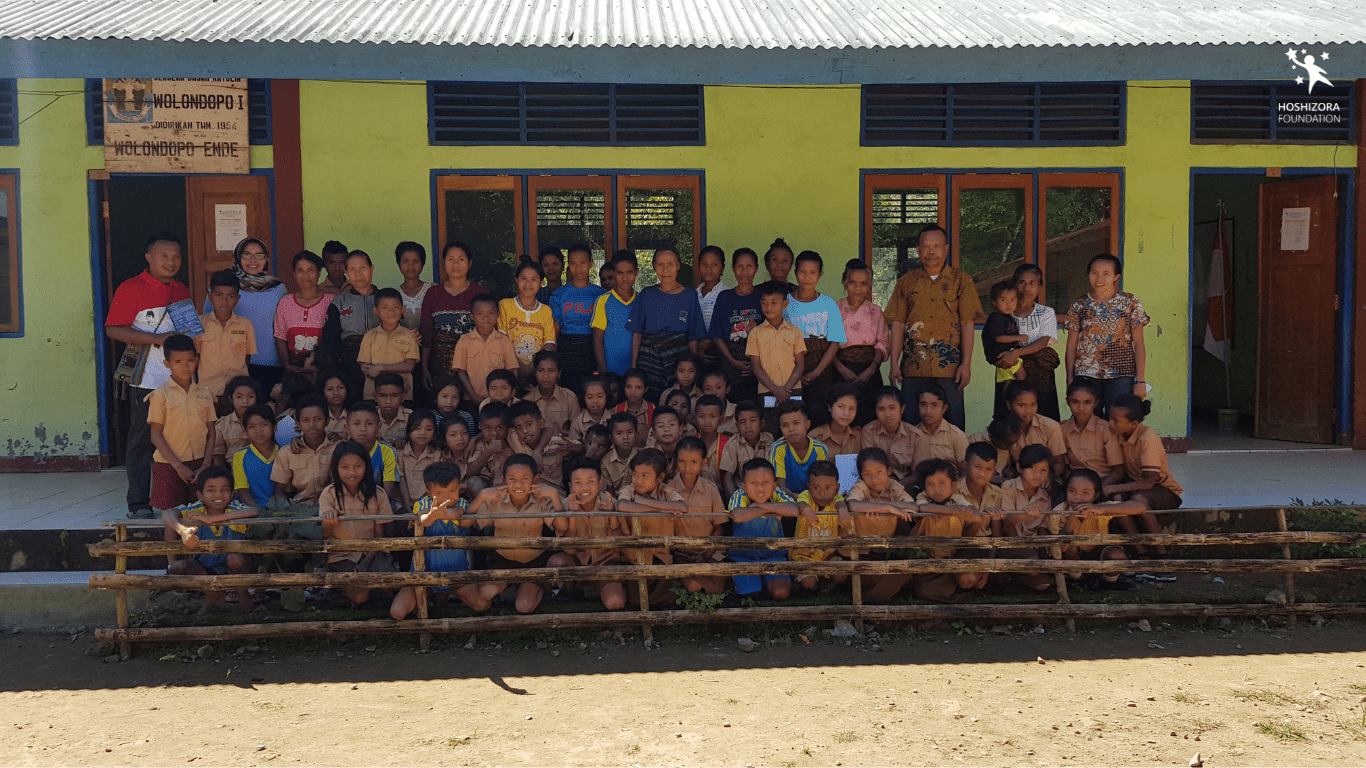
(211, 375, 264, 465)
(1060, 379, 1124, 488)
(791, 459, 850, 594)
(466, 454, 566, 614)
(390, 461, 490, 619)
(316, 370, 352, 439)
(1053, 468, 1148, 592)
(1103, 394, 1184, 557)
(727, 457, 802, 601)
(601, 412, 640, 493)
(968, 413, 1022, 483)
(646, 405, 685, 477)
(548, 457, 628, 611)
(230, 404, 278, 513)
(481, 368, 521, 410)
(844, 447, 919, 604)
(958, 442, 1005, 515)
(466, 401, 514, 487)
(319, 441, 396, 607)
(162, 465, 258, 612)
(615, 448, 688, 603)
(719, 401, 773, 498)
(667, 436, 730, 596)
(373, 372, 412, 445)
(998, 443, 1056, 594)
(509, 399, 566, 493)
(699, 369, 738, 435)
(663, 390, 698, 436)
(658, 353, 703, 409)
(810, 382, 862, 458)
(692, 394, 729, 487)
(912, 458, 996, 603)
(580, 423, 612, 468)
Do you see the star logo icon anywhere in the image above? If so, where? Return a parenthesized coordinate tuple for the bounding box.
(1296, 76, 1305, 84)
(1322, 51, 1330, 60)
(1285, 46, 1298, 61)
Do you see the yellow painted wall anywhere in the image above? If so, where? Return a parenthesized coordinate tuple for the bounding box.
(0, 78, 1347, 460)
(298, 79, 1345, 439)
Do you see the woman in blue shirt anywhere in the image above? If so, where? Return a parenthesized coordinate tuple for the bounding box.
(204, 237, 288, 392)
(626, 247, 708, 403)
(549, 244, 606, 396)
(785, 250, 846, 426)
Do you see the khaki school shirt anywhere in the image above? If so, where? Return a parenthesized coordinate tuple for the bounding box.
(914, 490, 979, 557)
(810, 423, 862, 458)
(618, 484, 684, 564)
(1119, 423, 1184, 495)
(845, 478, 914, 538)
(565, 409, 611, 444)
(318, 484, 390, 563)
(861, 420, 918, 481)
(883, 264, 985, 380)
(601, 446, 639, 493)
(908, 419, 969, 467)
(357, 325, 420, 398)
(510, 431, 566, 492)
(666, 475, 727, 540)
(525, 385, 581, 438)
(967, 430, 1012, 473)
(270, 436, 339, 505)
(718, 433, 775, 475)
(452, 330, 517, 399)
(213, 411, 248, 462)
(745, 320, 806, 393)
(956, 477, 1004, 512)
(1009, 415, 1068, 462)
(1061, 416, 1124, 474)
(195, 312, 256, 397)
(377, 407, 411, 446)
(146, 379, 215, 463)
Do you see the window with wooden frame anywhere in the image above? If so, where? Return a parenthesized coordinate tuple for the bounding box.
(0, 174, 19, 334)
(435, 172, 703, 296)
(862, 170, 1120, 317)
(435, 175, 524, 299)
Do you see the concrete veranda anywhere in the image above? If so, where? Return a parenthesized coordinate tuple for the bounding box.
(0, 449, 1363, 531)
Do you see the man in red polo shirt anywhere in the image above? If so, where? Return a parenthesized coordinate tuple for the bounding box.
(105, 232, 191, 518)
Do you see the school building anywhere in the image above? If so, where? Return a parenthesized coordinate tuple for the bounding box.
(0, 0, 1364, 470)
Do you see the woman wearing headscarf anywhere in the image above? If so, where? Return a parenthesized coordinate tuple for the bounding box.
(205, 237, 288, 391)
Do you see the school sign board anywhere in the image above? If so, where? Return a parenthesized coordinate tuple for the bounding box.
(102, 79, 250, 174)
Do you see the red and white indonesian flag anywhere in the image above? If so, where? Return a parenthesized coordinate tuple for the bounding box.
(1203, 223, 1231, 362)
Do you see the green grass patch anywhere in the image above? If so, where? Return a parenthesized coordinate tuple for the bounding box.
(1255, 721, 1308, 741)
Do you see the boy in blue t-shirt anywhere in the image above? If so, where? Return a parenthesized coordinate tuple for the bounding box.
(550, 244, 606, 396)
(231, 404, 278, 512)
(390, 461, 489, 619)
(161, 465, 258, 612)
(591, 252, 640, 375)
(769, 400, 829, 498)
(727, 457, 802, 600)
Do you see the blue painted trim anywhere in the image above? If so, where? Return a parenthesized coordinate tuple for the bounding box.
(87, 178, 110, 454)
(250, 79, 274, 146)
(0, 80, 16, 146)
(1188, 166, 1356, 439)
(0, 168, 22, 338)
(428, 170, 441, 282)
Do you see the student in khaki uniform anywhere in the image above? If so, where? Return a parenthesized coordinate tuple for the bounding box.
(860, 387, 918, 487)
(907, 383, 970, 468)
(616, 449, 688, 604)
(357, 288, 420, 399)
(465, 401, 514, 487)
(452, 293, 517, 403)
(373, 372, 412, 446)
(718, 401, 774, 498)
(998, 443, 1056, 593)
(396, 410, 444, 510)
(467, 453, 565, 613)
(667, 437, 730, 596)
(148, 334, 217, 512)
(269, 395, 337, 515)
(197, 271, 256, 399)
(319, 441, 395, 606)
(1060, 379, 1124, 481)
(548, 458, 628, 609)
(968, 413, 1022, 484)
(958, 442, 1005, 514)
(699, 370, 738, 435)
(600, 412, 640, 493)
(746, 281, 806, 402)
(1105, 394, 1184, 557)
(810, 383, 863, 458)
(211, 376, 263, 465)
(692, 395, 729, 488)
(524, 350, 581, 439)
(1054, 468, 1148, 591)
(564, 375, 612, 454)
(844, 447, 918, 604)
(509, 400, 567, 493)
(913, 458, 995, 602)
(1004, 380, 1067, 481)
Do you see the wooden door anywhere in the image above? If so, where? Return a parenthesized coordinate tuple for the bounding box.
(1256, 176, 1338, 443)
(185, 175, 273, 301)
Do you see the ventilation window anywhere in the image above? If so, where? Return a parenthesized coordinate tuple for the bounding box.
(862, 83, 1124, 146)
(1191, 82, 1352, 143)
(430, 83, 704, 145)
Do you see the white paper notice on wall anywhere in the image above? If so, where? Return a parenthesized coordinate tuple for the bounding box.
(214, 204, 248, 251)
(1280, 207, 1311, 251)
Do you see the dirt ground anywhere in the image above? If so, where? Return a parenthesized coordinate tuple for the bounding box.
(3, 617, 1366, 767)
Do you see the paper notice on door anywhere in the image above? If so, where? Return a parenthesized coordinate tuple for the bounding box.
(214, 203, 248, 251)
(1280, 207, 1311, 251)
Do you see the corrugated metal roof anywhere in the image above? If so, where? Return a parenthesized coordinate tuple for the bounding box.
(0, 0, 1363, 49)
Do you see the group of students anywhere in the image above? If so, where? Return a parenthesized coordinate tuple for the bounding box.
(104, 223, 1179, 615)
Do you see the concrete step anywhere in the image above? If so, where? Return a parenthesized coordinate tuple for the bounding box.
(0, 570, 155, 631)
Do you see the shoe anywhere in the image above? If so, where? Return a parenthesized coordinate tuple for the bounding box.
(126, 507, 154, 520)
(1092, 576, 1139, 592)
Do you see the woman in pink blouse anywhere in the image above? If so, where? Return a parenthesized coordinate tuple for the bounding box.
(833, 260, 889, 425)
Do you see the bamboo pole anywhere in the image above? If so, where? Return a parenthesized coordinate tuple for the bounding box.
(89, 556, 1366, 593)
(638, 577, 652, 644)
(1278, 508, 1298, 627)
(94, 601, 1366, 644)
(115, 525, 130, 659)
(851, 549, 863, 634)
(413, 518, 430, 651)
(1047, 514, 1076, 634)
(86, 530, 1366, 559)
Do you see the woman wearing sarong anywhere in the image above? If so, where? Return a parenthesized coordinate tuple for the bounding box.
(626, 247, 708, 403)
(708, 247, 763, 405)
(833, 259, 888, 426)
(999, 264, 1061, 420)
